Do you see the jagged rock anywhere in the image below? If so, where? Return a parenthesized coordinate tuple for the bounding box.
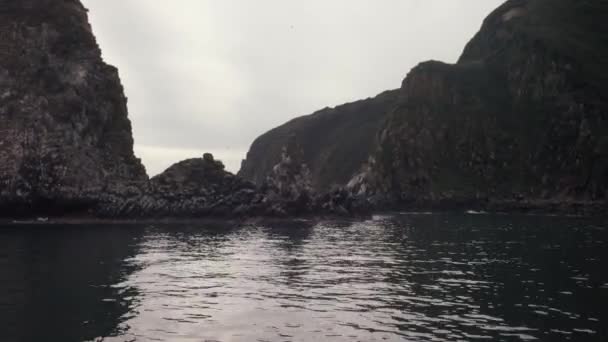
(0, 0, 147, 216)
(260, 136, 315, 215)
(257, 137, 371, 216)
(97, 155, 259, 217)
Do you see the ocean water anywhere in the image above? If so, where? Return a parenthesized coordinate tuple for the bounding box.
(0, 213, 606, 342)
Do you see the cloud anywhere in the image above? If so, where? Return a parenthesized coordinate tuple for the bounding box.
(81, 0, 504, 175)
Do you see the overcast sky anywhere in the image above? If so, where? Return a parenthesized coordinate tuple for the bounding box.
(81, 0, 503, 176)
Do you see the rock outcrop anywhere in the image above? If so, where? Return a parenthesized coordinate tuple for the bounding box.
(0, 0, 147, 216)
(239, 90, 399, 190)
(244, 0, 608, 213)
(259, 136, 315, 215)
(252, 136, 370, 216)
(361, 0, 608, 210)
(2, 0, 605, 218)
(98, 151, 369, 218)
(0, 0, 369, 219)
(98, 153, 261, 217)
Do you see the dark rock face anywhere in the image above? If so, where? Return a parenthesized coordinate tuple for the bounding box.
(0, 0, 147, 215)
(361, 0, 608, 209)
(0, 0, 370, 219)
(243, 0, 608, 213)
(2, 0, 605, 218)
(239, 90, 400, 190)
(98, 151, 369, 218)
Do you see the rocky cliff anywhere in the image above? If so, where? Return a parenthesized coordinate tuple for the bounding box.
(239, 90, 399, 190)
(362, 0, 608, 210)
(0, 0, 367, 219)
(244, 0, 608, 213)
(2, 0, 606, 218)
(0, 0, 147, 216)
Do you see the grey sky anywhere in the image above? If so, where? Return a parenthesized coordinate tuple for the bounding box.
(81, 0, 504, 176)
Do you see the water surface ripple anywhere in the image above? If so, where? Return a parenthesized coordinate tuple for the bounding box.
(1, 214, 607, 341)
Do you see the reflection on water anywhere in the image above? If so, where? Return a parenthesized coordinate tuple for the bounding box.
(1, 214, 607, 342)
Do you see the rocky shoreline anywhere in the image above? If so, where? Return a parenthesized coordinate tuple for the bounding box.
(92, 151, 372, 219)
(3, 200, 606, 223)
(0, 0, 606, 220)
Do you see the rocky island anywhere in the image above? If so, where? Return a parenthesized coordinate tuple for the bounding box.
(0, 0, 606, 219)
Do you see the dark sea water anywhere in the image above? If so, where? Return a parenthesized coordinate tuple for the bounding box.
(0, 213, 607, 342)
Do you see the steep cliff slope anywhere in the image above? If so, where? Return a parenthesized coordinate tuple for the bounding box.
(239, 90, 399, 190)
(365, 0, 608, 207)
(241, 0, 607, 212)
(0, 0, 147, 215)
